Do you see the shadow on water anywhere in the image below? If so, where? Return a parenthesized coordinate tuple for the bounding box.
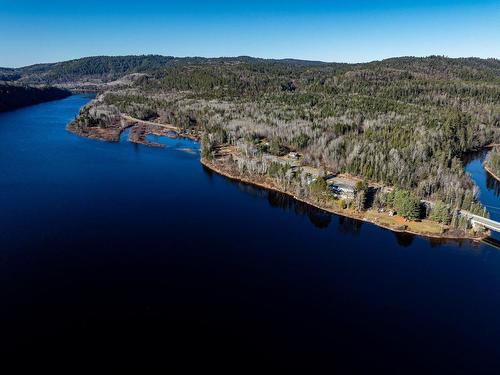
(482, 236, 500, 250)
(395, 229, 485, 250)
(464, 148, 500, 242)
(337, 215, 364, 235)
(202, 166, 338, 229)
(267, 191, 333, 229)
(203, 164, 498, 249)
(203, 165, 490, 243)
(6, 96, 500, 371)
(463, 148, 500, 197)
(462, 148, 489, 165)
(267, 188, 365, 233)
(486, 172, 500, 197)
(394, 232, 415, 247)
(119, 128, 131, 143)
(202, 166, 370, 232)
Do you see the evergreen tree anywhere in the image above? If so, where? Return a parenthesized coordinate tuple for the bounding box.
(310, 177, 329, 199)
(393, 189, 420, 220)
(429, 201, 451, 224)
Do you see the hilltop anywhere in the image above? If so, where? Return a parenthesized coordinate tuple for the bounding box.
(2, 55, 499, 86)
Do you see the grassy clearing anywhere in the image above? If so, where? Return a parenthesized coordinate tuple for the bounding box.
(364, 211, 444, 235)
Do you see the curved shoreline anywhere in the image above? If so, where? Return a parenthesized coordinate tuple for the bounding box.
(64, 106, 489, 243)
(484, 162, 500, 183)
(201, 158, 487, 242)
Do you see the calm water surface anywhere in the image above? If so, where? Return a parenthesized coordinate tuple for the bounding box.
(1, 95, 500, 372)
(466, 150, 500, 241)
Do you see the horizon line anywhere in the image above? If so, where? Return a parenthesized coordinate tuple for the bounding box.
(3, 53, 500, 70)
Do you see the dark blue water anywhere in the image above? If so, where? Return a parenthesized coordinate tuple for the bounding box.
(2, 96, 500, 372)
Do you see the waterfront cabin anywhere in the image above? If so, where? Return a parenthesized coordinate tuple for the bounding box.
(330, 183, 356, 199)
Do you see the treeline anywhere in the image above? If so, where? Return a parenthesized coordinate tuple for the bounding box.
(0, 83, 70, 112)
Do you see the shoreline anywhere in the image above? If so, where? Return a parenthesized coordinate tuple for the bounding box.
(484, 162, 500, 183)
(201, 157, 488, 242)
(65, 105, 489, 243)
(67, 112, 200, 145)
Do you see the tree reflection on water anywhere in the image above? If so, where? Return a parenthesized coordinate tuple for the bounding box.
(267, 191, 332, 229)
(203, 162, 496, 248)
(486, 171, 500, 197)
(394, 232, 415, 247)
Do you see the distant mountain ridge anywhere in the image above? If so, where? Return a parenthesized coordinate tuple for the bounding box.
(3, 55, 499, 86)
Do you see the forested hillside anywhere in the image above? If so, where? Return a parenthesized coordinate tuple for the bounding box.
(81, 56, 499, 213)
(5, 55, 331, 85)
(0, 84, 70, 112)
(15, 54, 498, 223)
(0, 68, 21, 81)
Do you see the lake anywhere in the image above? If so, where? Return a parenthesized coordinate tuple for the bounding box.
(1, 95, 500, 372)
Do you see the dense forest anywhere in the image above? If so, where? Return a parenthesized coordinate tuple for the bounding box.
(0, 68, 21, 82)
(0, 83, 70, 112)
(2, 55, 330, 85)
(7, 54, 499, 229)
(92, 56, 499, 216)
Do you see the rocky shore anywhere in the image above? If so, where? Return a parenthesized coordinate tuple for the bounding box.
(67, 100, 200, 146)
(67, 101, 128, 142)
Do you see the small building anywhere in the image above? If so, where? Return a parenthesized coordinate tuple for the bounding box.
(330, 183, 355, 199)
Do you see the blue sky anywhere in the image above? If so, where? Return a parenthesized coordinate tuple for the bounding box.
(1, 0, 498, 67)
